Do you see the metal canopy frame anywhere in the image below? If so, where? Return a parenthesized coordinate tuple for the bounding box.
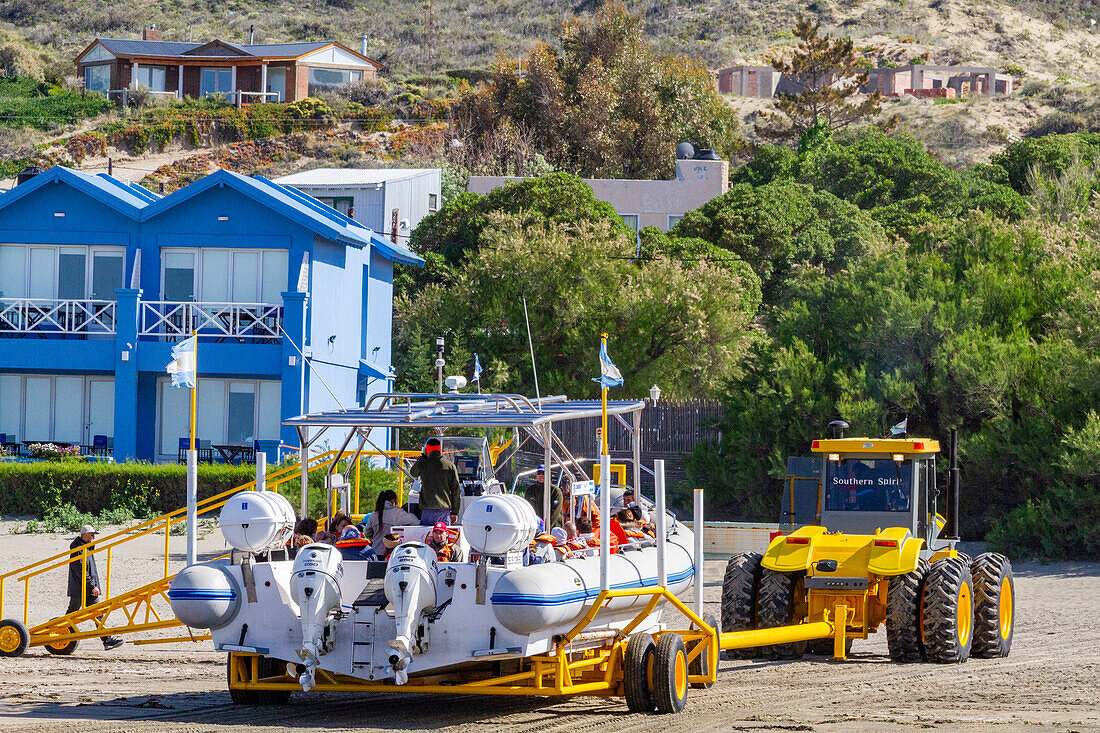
(283, 392, 646, 526)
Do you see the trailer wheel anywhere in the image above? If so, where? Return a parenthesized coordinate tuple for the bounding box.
(886, 559, 929, 662)
(226, 653, 257, 704)
(0, 619, 29, 657)
(756, 569, 807, 659)
(922, 557, 974, 663)
(970, 552, 1014, 658)
(254, 657, 292, 705)
(721, 552, 762, 659)
(623, 633, 656, 713)
(689, 613, 719, 689)
(653, 633, 688, 714)
(43, 619, 79, 656)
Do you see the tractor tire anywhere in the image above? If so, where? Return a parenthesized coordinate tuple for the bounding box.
(43, 620, 79, 656)
(653, 633, 689, 714)
(756, 569, 807, 660)
(807, 638, 853, 656)
(886, 558, 929, 662)
(721, 552, 762, 659)
(226, 653, 258, 704)
(970, 552, 1014, 658)
(689, 613, 719, 688)
(254, 657, 292, 705)
(0, 619, 30, 657)
(623, 633, 656, 713)
(922, 557, 974, 664)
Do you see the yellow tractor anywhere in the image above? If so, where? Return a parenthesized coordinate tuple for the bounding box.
(721, 422, 1014, 663)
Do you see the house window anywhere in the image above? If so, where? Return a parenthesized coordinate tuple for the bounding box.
(157, 378, 280, 456)
(318, 197, 354, 217)
(133, 65, 167, 91)
(620, 214, 640, 233)
(266, 66, 286, 102)
(200, 67, 233, 97)
(161, 248, 288, 303)
(84, 65, 110, 94)
(428, 193, 438, 213)
(307, 67, 362, 93)
(0, 374, 114, 446)
(0, 244, 124, 300)
(667, 214, 684, 230)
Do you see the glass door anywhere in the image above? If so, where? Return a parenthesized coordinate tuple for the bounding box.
(85, 379, 114, 449)
(90, 249, 125, 299)
(162, 251, 196, 301)
(266, 67, 286, 102)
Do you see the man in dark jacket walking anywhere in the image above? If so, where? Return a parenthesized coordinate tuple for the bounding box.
(410, 438, 461, 526)
(67, 525, 124, 650)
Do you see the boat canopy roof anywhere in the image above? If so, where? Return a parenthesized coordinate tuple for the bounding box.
(283, 393, 645, 430)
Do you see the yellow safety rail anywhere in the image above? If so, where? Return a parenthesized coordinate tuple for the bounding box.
(0, 448, 415, 647)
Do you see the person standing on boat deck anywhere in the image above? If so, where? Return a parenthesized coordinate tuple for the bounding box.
(523, 465, 563, 530)
(411, 437, 460, 526)
(67, 525, 124, 650)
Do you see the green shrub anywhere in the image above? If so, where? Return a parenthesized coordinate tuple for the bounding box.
(986, 483, 1100, 560)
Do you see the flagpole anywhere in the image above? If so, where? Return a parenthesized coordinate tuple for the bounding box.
(189, 329, 197, 452)
(601, 333, 609, 457)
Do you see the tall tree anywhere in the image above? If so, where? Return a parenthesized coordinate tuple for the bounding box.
(756, 17, 881, 142)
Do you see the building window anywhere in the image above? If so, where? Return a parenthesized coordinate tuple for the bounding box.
(133, 65, 167, 91)
(0, 374, 114, 446)
(428, 193, 438, 213)
(0, 244, 124, 300)
(667, 214, 684, 230)
(157, 378, 280, 456)
(620, 214, 640, 233)
(160, 248, 288, 304)
(84, 65, 110, 94)
(307, 67, 362, 94)
(266, 66, 286, 102)
(318, 197, 354, 218)
(200, 67, 233, 97)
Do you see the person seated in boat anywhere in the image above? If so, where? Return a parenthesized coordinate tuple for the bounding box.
(564, 521, 579, 540)
(526, 519, 558, 564)
(363, 490, 419, 558)
(426, 521, 463, 562)
(522, 465, 563, 530)
(293, 518, 318, 548)
(629, 505, 657, 537)
(615, 508, 648, 542)
(566, 486, 601, 529)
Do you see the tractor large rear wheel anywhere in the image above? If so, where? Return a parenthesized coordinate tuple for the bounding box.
(886, 559, 929, 662)
(721, 552, 762, 659)
(922, 557, 974, 663)
(756, 569, 807, 660)
(970, 553, 1014, 658)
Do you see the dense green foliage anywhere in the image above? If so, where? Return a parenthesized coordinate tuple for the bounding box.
(992, 131, 1100, 193)
(456, 2, 740, 179)
(0, 76, 112, 129)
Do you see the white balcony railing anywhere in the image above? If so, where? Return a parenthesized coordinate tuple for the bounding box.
(139, 301, 283, 342)
(0, 298, 117, 335)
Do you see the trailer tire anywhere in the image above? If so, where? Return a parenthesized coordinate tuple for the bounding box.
(886, 559, 929, 662)
(43, 619, 78, 656)
(970, 552, 1014, 658)
(0, 619, 29, 657)
(756, 569, 807, 660)
(721, 552, 762, 659)
(689, 613, 719, 689)
(226, 653, 257, 704)
(807, 638, 853, 656)
(653, 633, 689, 714)
(254, 657, 292, 705)
(623, 633, 656, 713)
(922, 557, 974, 664)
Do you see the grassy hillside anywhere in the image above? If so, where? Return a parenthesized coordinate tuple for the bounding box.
(1, 0, 1098, 80)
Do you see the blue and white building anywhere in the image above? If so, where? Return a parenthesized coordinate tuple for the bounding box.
(0, 166, 422, 462)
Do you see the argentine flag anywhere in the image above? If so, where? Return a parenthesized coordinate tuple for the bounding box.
(592, 341, 623, 390)
(166, 336, 197, 389)
(473, 353, 482, 382)
(890, 418, 908, 436)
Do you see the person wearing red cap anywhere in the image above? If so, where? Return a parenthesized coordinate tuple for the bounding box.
(426, 521, 462, 562)
(411, 437, 460, 527)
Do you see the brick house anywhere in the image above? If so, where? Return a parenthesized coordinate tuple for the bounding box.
(75, 26, 382, 105)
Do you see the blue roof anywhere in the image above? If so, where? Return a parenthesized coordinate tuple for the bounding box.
(95, 174, 162, 203)
(0, 166, 149, 217)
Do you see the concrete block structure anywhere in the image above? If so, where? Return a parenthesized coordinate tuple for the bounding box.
(863, 65, 1013, 96)
(467, 153, 729, 234)
(0, 166, 421, 463)
(274, 168, 441, 242)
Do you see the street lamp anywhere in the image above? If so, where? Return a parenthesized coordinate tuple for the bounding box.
(649, 384, 661, 404)
(435, 337, 445, 394)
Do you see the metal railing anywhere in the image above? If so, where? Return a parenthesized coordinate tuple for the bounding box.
(139, 301, 282, 342)
(0, 298, 117, 335)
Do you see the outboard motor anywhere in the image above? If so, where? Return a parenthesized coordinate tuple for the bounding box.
(383, 543, 438, 684)
(289, 544, 343, 691)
